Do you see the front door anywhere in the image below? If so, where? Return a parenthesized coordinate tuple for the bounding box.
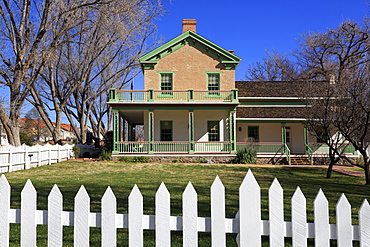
(286, 126, 292, 150)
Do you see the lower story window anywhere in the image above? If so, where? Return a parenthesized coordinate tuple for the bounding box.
(248, 126, 259, 142)
(160, 121, 172, 141)
(208, 121, 220, 142)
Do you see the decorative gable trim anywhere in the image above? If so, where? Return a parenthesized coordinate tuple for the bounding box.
(139, 31, 241, 70)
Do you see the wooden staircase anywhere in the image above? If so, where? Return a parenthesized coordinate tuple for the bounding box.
(289, 155, 311, 165)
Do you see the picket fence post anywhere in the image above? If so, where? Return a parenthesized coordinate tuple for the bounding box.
(0, 175, 10, 246)
(269, 178, 284, 246)
(155, 182, 170, 247)
(21, 180, 37, 247)
(48, 185, 63, 246)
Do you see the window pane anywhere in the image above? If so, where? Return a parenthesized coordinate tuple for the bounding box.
(248, 126, 259, 142)
(161, 74, 172, 91)
(207, 74, 220, 91)
(208, 121, 220, 142)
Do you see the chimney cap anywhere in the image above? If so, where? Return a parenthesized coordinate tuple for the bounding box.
(182, 19, 197, 33)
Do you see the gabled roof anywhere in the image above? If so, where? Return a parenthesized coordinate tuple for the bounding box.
(139, 30, 241, 70)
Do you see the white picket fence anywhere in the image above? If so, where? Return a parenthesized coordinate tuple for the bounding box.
(0, 170, 369, 246)
(0, 144, 73, 173)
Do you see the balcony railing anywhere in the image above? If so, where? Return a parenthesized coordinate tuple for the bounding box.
(109, 89, 238, 103)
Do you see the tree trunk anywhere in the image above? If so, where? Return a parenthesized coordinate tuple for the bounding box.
(364, 157, 370, 185)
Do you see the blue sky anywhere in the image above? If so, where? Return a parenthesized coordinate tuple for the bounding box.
(133, 0, 369, 87)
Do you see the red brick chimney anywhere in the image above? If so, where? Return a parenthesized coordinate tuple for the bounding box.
(182, 19, 196, 33)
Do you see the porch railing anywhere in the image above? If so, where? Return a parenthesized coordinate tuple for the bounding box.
(308, 143, 357, 155)
(115, 142, 233, 154)
(304, 144, 314, 165)
(109, 89, 238, 103)
(195, 142, 231, 153)
(236, 142, 285, 154)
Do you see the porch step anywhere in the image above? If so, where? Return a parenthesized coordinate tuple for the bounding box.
(290, 156, 311, 165)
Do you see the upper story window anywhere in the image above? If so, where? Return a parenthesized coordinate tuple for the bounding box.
(160, 73, 173, 91)
(207, 73, 220, 91)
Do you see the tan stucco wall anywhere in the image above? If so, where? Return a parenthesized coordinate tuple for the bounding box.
(144, 44, 235, 91)
(143, 109, 230, 142)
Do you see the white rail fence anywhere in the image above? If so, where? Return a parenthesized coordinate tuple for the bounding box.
(0, 144, 73, 173)
(0, 170, 369, 246)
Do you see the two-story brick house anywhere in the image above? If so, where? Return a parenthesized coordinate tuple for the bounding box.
(108, 19, 357, 164)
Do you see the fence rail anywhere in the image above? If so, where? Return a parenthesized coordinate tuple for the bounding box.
(0, 144, 73, 173)
(1, 170, 369, 246)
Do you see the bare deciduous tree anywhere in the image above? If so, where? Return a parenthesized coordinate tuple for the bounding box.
(21, 0, 164, 144)
(0, 0, 138, 145)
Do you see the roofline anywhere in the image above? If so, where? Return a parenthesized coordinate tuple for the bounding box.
(139, 31, 241, 67)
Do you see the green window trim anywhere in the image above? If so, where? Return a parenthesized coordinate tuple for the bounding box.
(248, 126, 259, 142)
(208, 121, 220, 142)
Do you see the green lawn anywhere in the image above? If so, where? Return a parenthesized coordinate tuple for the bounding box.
(3, 161, 368, 246)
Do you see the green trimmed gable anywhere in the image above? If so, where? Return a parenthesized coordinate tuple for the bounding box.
(139, 31, 241, 70)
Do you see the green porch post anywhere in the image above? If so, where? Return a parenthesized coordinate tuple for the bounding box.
(229, 110, 237, 153)
(148, 110, 154, 153)
(189, 110, 194, 153)
(112, 111, 119, 154)
(109, 88, 117, 102)
(304, 123, 309, 154)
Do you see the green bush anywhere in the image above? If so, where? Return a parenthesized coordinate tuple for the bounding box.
(118, 156, 148, 163)
(197, 158, 206, 163)
(235, 148, 257, 164)
(72, 146, 80, 158)
(99, 150, 112, 161)
(19, 132, 33, 146)
(103, 131, 113, 152)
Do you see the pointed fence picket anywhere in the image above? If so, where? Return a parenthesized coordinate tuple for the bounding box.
(0, 170, 369, 246)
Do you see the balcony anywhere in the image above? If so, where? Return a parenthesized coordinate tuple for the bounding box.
(109, 89, 238, 103)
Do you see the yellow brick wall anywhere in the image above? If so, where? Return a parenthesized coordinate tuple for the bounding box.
(144, 44, 235, 90)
